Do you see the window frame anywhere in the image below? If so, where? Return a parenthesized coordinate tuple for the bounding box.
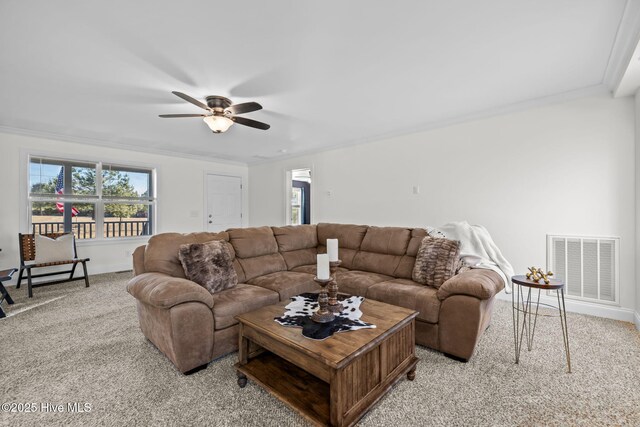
(23, 150, 157, 243)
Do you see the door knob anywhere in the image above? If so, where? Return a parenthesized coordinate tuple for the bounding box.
(208, 220, 212, 224)
(209, 214, 212, 218)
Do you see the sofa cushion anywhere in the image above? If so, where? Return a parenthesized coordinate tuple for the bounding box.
(272, 225, 318, 269)
(317, 223, 368, 269)
(211, 284, 280, 330)
(178, 240, 237, 293)
(360, 226, 411, 255)
(367, 278, 441, 323)
(228, 226, 278, 258)
(290, 265, 349, 276)
(394, 228, 429, 279)
(228, 226, 287, 281)
(352, 251, 403, 277)
(406, 228, 429, 256)
(237, 253, 288, 282)
(335, 270, 392, 296)
(413, 237, 461, 288)
(144, 232, 229, 278)
(272, 225, 318, 251)
(351, 226, 411, 276)
(248, 271, 318, 300)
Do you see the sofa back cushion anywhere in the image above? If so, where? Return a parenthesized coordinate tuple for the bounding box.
(394, 228, 429, 279)
(316, 223, 368, 269)
(228, 226, 287, 281)
(272, 225, 318, 269)
(353, 226, 411, 276)
(144, 232, 230, 278)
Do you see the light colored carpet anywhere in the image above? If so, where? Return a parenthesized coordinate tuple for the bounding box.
(1, 272, 639, 427)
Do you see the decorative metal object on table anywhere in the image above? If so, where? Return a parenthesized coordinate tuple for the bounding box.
(310, 276, 335, 323)
(511, 272, 571, 373)
(327, 260, 342, 314)
(525, 266, 554, 284)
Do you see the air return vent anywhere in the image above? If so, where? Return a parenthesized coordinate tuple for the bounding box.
(546, 235, 619, 305)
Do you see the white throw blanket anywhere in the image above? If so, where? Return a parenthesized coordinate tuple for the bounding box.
(432, 221, 514, 293)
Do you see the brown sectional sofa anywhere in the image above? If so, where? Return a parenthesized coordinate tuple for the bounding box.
(127, 223, 504, 373)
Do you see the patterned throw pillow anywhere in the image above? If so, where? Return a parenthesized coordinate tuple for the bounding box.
(412, 236, 461, 288)
(178, 240, 238, 293)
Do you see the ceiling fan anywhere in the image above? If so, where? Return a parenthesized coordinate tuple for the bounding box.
(159, 91, 270, 133)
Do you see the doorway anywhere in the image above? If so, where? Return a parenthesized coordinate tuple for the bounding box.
(287, 168, 311, 225)
(205, 174, 243, 232)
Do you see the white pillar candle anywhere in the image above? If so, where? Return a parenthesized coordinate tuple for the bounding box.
(327, 239, 339, 262)
(317, 254, 330, 280)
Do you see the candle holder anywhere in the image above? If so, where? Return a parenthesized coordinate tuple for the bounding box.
(327, 260, 342, 314)
(310, 276, 335, 323)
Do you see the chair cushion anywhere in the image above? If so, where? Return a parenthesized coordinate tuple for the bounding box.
(413, 237, 461, 288)
(335, 270, 392, 296)
(34, 234, 74, 264)
(178, 240, 237, 293)
(211, 284, 279, 330)
(367, 279, 441, 323)
(248, 271, 318, 300)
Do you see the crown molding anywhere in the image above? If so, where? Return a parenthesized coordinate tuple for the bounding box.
(0, 125, 249, 167)
(249, 84, 611, 166)
(604, 0, 640, 95)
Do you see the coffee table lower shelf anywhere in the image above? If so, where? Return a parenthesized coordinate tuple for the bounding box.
(235, 351, 331, 426)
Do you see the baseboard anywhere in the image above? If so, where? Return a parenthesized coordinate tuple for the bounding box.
(496, 291, 635, 323)
(2, 262, 132, 288)
(635, 311, 640, 331)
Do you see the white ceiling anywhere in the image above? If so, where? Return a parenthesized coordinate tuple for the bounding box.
(0, 0, 634, 164)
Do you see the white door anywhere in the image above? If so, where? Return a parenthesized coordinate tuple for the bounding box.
(206, 174, 242, 232)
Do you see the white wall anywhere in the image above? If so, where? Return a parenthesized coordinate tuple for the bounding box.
(635, 92, 640, 330)
(0, 132, 248, 281)
(250, 94, 636, 321)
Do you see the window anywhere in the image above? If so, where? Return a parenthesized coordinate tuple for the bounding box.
(291, 187, 302, 225)
(28, 156, 155, 240)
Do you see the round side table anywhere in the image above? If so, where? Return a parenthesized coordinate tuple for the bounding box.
(511, 275, 571, 373)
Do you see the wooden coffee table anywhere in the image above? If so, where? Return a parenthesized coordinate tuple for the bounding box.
(235, 299, 419, 427)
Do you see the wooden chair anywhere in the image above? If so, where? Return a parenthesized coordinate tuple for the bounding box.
(0, 266, 16, 318)
(16, 233, 90, 298)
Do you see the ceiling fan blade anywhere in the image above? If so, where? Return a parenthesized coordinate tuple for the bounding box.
(231, 116, 270, 130)
(171, 91, 210, 111)
(159, 114, 206, 118)
(226, 102, 262, 115)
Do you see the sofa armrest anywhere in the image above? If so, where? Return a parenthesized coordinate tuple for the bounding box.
(437, 269, 504, 301)
(127, 272, 214, 309)
(132, 245, 146, 276)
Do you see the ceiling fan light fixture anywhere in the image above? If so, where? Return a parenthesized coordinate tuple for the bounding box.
(203, 115, 234, 133)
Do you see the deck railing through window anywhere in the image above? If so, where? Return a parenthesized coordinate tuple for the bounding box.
(31, 220, 149, 239)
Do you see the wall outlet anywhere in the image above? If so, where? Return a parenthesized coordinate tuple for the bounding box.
(413, 185, 420, 195)
(326, 190, 332, 197)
